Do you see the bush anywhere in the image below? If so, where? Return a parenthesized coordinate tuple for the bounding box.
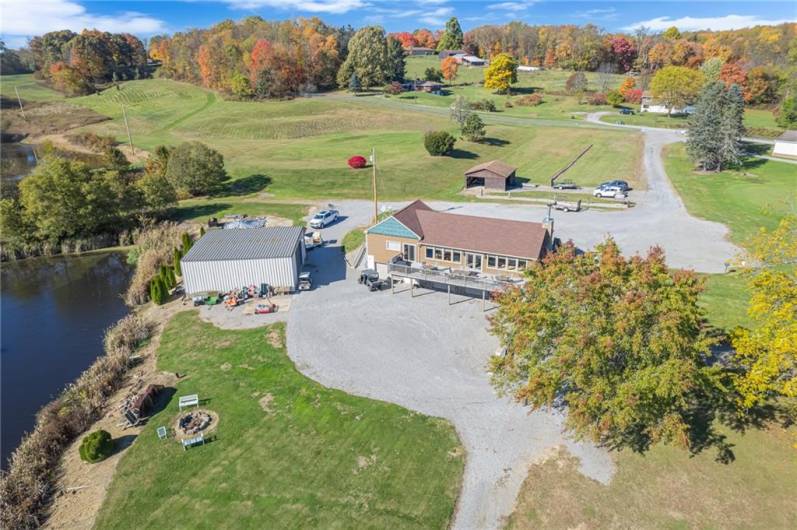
(504, 99, 513, 108)
(424, 67, 443, 82)
(79, 430, 113, 463)
(384, 81, 402, 95)
(348, 155, 367, 169)
(587, 92, 608, 105)
(606, 89, 624, 107)
(461, 113, 486, 142)
(165, 141, 227, 198)
(624, 88, 643, 103)
(424, 131, 456, 156)
(515, 94, 543, 106)
(67, 132, 116, 153)
(469, 99, 497, 112)
(0, 314, 152, 529)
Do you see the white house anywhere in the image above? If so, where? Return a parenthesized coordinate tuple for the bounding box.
(461, 55, 485, 66)
(640, 92, 694, 115)
(517, 65, 542, 72)
(772, 130, 797, 159)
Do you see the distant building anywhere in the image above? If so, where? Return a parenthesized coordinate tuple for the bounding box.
(464, 160, 517, 191)
(772, 130, 797, 159)
(461, 55, 485, 66)
(406, 46, 434, 56)
(517, 65, 542, 72)
(418, 80, 443, 94)
(640, 92, 694, 115)
(439, 49, 466, 59)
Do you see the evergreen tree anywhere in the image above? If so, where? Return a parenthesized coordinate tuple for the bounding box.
(461, 113, 486, 142)
(436, 17, 464, 51)
(150, 276, 164, 304)
(173, 248, 183, 277)
(386, 36, 405, 82)
(687, 81, 745, 171)
(348, 72, 361, 92)
(336, 26, 389, 89)
(181, 232, 192, 254)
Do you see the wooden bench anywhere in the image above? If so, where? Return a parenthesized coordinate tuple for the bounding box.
(178, 394, 199, 411)
(181, 433, 205, 450)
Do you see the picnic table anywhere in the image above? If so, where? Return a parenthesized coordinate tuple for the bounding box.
(181, 432, 205, 450)
(178, 394, 199, 411)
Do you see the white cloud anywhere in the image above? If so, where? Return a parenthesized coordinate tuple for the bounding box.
(419, 6, 454, 27)
(625, 14, 797, 32)
(415, 0, 449, 5)
(224, 0, 368, 13)
(488, 2, 532, 12)
(576, 8, 618, 20)
(0, 0, 166, 41)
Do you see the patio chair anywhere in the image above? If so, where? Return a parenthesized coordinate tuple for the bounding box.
(156, 426, 168, 440)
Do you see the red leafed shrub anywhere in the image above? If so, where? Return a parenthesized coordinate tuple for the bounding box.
(348, 156, 367, 169)
(624, 88, 643, 104)
(588, 92, 607, 105)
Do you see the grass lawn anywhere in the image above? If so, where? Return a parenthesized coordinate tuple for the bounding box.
(663, 143, 796, 247)
(174, 198, 309, 226)
(341, 227, 366, 253)
(599, 107, 785, 137)
(701, 272, 753, 331)
(66, 78, 642, 199)
(507, 425, 797, 530)
(95, 312, 464, 529)
(0, 73, 65, 102)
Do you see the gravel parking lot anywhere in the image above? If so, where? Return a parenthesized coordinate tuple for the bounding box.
(286, 232, 613, 530)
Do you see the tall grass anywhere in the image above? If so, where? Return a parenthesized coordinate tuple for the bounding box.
(0, 314, 154, 529)
(124, 223, 186, 306)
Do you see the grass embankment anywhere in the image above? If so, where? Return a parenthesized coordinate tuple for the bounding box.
(0, 73, 65, 102)
(174, 199, 308, 226)
(507, 425, 797, 529)
(95, 312, 464, 529)
(63, 78, 642, 200)
(599, 108, 785, 137)
(341, 227, 366, 253)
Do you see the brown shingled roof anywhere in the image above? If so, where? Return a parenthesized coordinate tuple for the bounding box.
(464, 160, 517, 178)
(393, 199, 433, 237)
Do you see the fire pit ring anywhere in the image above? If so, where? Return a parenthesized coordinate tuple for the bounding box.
(173, 408, 219, 437)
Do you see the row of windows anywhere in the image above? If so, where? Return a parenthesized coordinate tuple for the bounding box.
(487, 256, 527, 271)
(425, 246, 461, 263)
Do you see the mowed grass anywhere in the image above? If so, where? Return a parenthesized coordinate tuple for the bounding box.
(69, 79, 642, 199)
(95, 312, 465, 529)
(664, 143, 796, 246)
(174, 198, 309, 226)
(599, 107, 785, 137)
(701, 272, 753, 330)
(507, 425, 797, 530)
(0, 73, 65, 102)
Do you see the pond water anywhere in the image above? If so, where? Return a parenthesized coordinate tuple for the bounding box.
(0, 142, 37, 183)
(1, 252, 133, 468)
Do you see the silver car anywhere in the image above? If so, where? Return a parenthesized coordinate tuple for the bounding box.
(309, 209, 338, 228)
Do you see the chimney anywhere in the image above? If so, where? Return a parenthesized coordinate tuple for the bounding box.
(542, 205, 554, 250)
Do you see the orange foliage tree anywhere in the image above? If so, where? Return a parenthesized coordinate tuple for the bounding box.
(441, 56, 458, 82)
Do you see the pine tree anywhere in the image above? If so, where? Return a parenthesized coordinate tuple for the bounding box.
(150, 276, 164, 305)
(181, 233, 192, 254)
(173, 247, 182, 277)
(718, 83, 745, 170)
(348, 72, 361, 92)
(199, 226, 206, 236)
(687, 81, 745, 171)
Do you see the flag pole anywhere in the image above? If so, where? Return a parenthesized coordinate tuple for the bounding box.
(371, 147, 378, 223)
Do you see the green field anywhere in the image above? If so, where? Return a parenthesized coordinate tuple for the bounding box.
(701, 272, 753, 330)
(0, 74, 64, 102)
(664, 143, 796, 247)
(174, 198, 309, 226)
(62, 78, 642, 199)
(507, 425, 797, 530)
(599, 107, 785, 137)
(96, 312, 464, 529)
(402, 57, 624, 120)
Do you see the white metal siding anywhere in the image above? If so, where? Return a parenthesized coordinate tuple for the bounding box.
(183, 254, 299, 295)
(773, 141, 797, 158)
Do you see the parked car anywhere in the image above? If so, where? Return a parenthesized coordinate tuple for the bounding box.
(358, 269, 390, 291)
(593, 184, 625, 198)
(619, 108, 633, 115)
(597, 180, 630, 192)
(551, 180, 578, 190)
(298, 272, 313, 291)
(309, 209, 338, 228)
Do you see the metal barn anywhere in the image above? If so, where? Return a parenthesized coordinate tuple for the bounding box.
(181, 227, 305, 295)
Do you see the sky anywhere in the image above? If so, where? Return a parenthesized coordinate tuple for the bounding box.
(1, 0, 795, 49)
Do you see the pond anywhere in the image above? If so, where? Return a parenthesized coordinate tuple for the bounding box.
(0, 142, 37, 183)
(1, 252, 133, 468)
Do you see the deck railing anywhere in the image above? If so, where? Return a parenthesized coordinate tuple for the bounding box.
(387, 262, 520, 292)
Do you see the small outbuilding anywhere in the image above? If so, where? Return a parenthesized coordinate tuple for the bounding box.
(181, 227, 305, 295)
(418, 80, 443, 94)
(772, 130, 797, 159)
(464, 160, 517, 191)
(439, 49, 466, 59)
(461, 55, 485, 66)
(406, 46, 434, 56)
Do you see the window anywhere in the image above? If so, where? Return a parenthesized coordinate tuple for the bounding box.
(507, 258, 517, 271)
(517, 260, 527, 270)
(443, 249, 452, 261)
(403, 243, 416, 262)
(497, 257, 507, 269)
(386, 240, 401, 251)
(452, 251, 461, 263)
(434, 248, 443, 260)
(425, 247, 434, 259)
(487, 255, 496, 268)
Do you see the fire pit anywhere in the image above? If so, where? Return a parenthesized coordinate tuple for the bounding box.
(174, 409, 218, 436)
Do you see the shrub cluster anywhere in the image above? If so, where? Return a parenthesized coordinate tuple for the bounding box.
(347, 155, 367, 169)
(469, 99, 497, 112)
(384, 81, 403, 95)
(66, 132, 117, 153)
(515, 94, 544, 106)
(0, 314, 153, 529)
(624, 88, 643, 104)
(424, 131, 456, 156)
(587, 92, 608, 105)
(124, 223, 187, 306)
(78, 430, 113, 463)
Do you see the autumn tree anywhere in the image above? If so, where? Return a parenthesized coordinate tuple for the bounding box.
(484, 53, 518, 94)
(165, 142, 227, 197)
(650, 65, 705, 115)
(745, 66, 780, 104)
(337, 26, 389, 89)
(436, 17, 464, 51)
(489, 239, 734, 460)
(607, 35, 636, 72)
(732, 216, 797, 410)
(719, 62, 747, 91)
(775, 95, 797, 127)
(389, 32, 416, 48)
(441, 56, 458, 82)
(663, 26, 681, 40)
(565, 71, 588, 94)
(618, 76, 636, 97)
(413, 29, 437, 49)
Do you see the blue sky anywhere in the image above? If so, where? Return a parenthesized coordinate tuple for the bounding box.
(1, 0, 795, 48)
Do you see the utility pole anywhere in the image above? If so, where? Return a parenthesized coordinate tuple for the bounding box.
(14, 87, 26, 119)
(121, 104, 135, 155)
(371, 147, 378, 223)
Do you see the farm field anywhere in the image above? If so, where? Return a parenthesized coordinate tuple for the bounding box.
(66, 78, 643, 198)
(599, 107, 785, 137)
(507, 424, 797, 529)
(0, 74, 65, 102)
(95, 312, 464, 529)
(174, 198, 309, 226)
(664, 143, 795, 247)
